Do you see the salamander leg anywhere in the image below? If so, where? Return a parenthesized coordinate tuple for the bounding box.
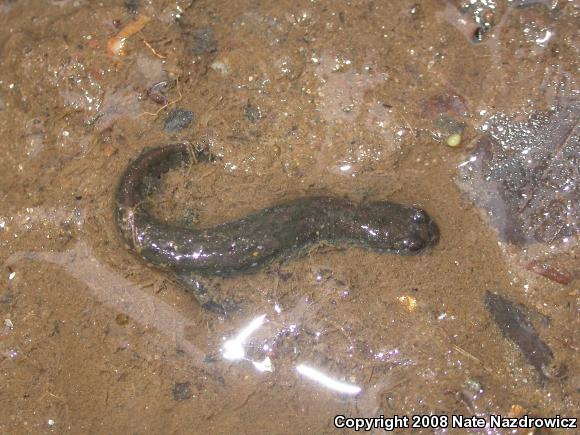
(175, 271, 241, 317)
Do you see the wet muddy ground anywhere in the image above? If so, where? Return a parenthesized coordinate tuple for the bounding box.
(0, 0, 578, 433)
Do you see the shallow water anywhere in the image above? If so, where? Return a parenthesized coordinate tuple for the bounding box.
(0, 0, 578, 433)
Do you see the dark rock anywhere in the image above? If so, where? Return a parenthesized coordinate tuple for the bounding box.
(244, 103, 262, 123)
(164, 109, 194, 133)
(0, 291, 15, 305)
(148, 80, 174, 106)
(203, 354, 219, 363)
(115, 313, 130, 325)
(485, 291, 553, 382)
(472, 26, 487, 43)
(124, 0, 140, 14)
(190, 27, 218, 55)
(172, 381, 193, 401)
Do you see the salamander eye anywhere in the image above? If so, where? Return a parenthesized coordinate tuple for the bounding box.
(411, 209, 428, 223)
(403, 238, 423, 252)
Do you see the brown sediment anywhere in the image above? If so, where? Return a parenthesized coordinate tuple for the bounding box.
(0, 0, 578, 432)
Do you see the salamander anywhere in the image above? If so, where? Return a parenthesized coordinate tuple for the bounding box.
(115, 144, 440, 313)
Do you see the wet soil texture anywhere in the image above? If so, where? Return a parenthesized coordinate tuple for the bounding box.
(0, 0, 578, 433)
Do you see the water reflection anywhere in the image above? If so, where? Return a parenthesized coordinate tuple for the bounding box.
(296, 364, 361, 396)
(220, 312, 362, 393)
(222, 314, 267, 361)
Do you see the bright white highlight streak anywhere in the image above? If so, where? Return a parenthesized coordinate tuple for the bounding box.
(458, 155, 477, 168)
(222, 314, 266, 360)
(253, 356, 273, 373)
(536, 30, 552, 45)
(296, 364, 362, 395)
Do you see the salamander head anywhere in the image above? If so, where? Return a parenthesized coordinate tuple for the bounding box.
(357, 203, 440, 254)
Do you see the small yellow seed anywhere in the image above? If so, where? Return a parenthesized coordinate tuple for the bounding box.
(446, 133, 462, 147)
(397, 295, 417, 312)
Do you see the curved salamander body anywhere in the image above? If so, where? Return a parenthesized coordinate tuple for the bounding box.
(115, 144, 439, 312)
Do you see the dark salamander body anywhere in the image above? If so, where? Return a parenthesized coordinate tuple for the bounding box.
(115, 144, 440, 312)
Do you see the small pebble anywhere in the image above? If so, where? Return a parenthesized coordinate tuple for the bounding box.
(164, 109, 194, 133)
(103, 144, 117, 157)
(172, 381, 193, 401)
(4, 318, 14, 329)
(124, 0, 140, 14)
(464, 378, 483, 393)
(190, 27, 218, 55)
(210, 60, 231, 76)
(0, 291, 14, 304)
(446, 133, 462, 147)
(244, 103, 262, 123)
(482, 9, 495, 27)
(148, 80, 174, 105)
(473, 26, 486, 43)
(115, 313, 130, 325)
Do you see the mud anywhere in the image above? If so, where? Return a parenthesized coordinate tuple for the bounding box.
(0, 0, 578, 434)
